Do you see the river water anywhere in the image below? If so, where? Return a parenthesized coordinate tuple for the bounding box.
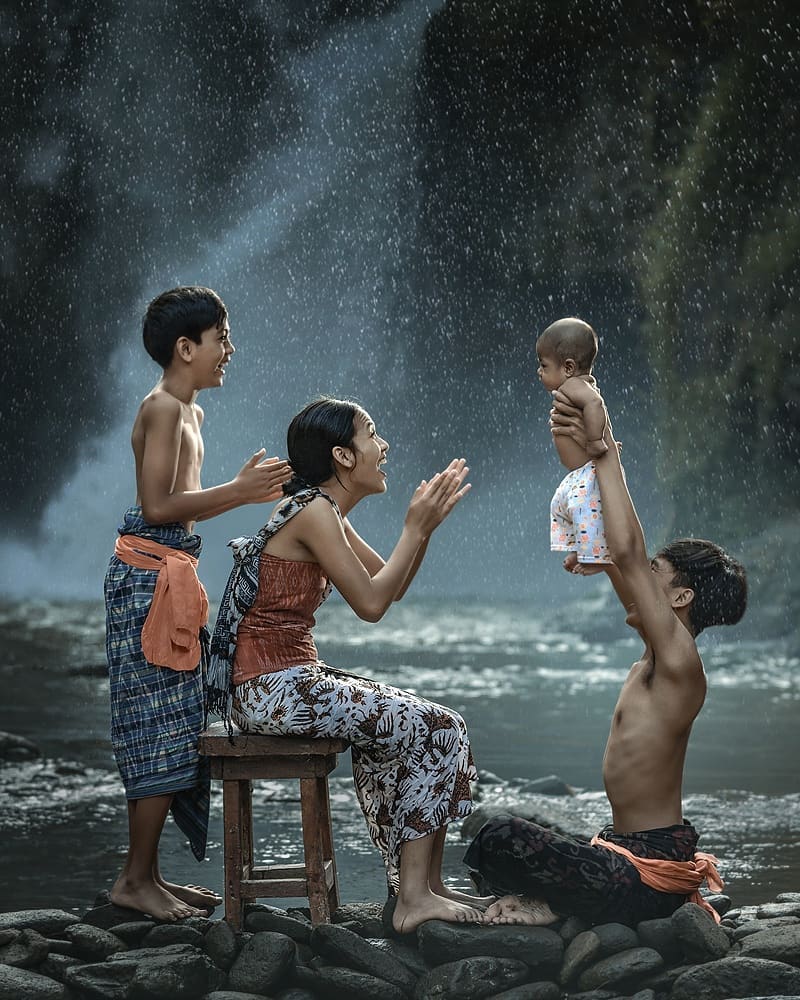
(1, 597, 798, 914)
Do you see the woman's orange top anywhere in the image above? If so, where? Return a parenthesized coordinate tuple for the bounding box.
(233, 553, 331, 686)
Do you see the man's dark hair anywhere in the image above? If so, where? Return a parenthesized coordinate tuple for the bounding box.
(656, 538, 747, 636)
(284, 396, 361, 495)
(142, 286, 227, 368)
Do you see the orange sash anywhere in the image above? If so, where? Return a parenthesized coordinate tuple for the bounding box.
(591, 833, 723, 923)
(115, 535, 208, 671)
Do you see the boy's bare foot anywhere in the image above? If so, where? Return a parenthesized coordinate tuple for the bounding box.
(391, 890, 485, 935)
(484, 894, 558, 926)
(111, 876, 208, 922)
(159, 879, 222, 909)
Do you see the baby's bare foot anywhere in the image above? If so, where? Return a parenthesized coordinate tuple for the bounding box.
(572, 562, 606, 576)
(484, 895, 558, 926)
(111, 876, 206, 922)
(563, 552, 579, 573)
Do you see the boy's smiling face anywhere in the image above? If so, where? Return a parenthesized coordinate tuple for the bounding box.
(190, 322, 235, 388)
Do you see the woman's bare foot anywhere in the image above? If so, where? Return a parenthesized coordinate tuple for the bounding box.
(158, 879, 221, 910)
(391, 889, 485, 935)
(484, 895, 558, 926)
(430, 881, 495, 909)
(110, 875, 207, 922)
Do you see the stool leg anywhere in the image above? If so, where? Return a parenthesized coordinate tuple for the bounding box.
(316, 774, 340, 914)
(300, 776, 331, 924)
(223, 779, 248, 930)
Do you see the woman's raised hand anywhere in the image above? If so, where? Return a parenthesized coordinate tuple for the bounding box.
(405, 458, 471, 537)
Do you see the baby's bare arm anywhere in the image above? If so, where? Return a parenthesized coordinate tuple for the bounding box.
(559, 377, 607, 458)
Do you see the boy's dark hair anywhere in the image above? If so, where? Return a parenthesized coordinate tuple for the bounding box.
(284, 396, 361, 495)
(537, 317, 598, 372)
(656, 538, 747, 636)
(143, 286, 228, 368)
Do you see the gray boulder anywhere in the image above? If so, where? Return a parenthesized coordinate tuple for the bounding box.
(0, 731, 41, 760)
(227, 931, 295, 995)
(127, 951, 224, 999)
(636, 916, 684, 964)
(296, 964, 407, 999)
(108, 921, 157, 946)
(757, 902, 800, 919)
(37, 954, 84, 983)
(0, 909, 79, 936)
(576, 946, 663, 992)
(0, 928, 50, 968)
(732, 916, 800, 941)
(417, 919, 562, 968)
(81, 902, 153, 930)
(142, 923, 205, 949)
(592, 922, 640, 955)
(203, 919, 239, 971)
(244, 906, 312, 944)
(63, 922, 127, 961)
(671, 902, 730, 962)
(492, 982, 561, 999)
(671, 956, 800, 999)
(0, 964, 67, 1000)
(559, 929, 602, 986)
(365, 937, 429, 978)
(310, 922, 416, 991)
(739, 924, 800, 965)
(413, 956, 530, 999)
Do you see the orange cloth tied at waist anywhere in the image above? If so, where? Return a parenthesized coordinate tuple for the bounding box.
(590, 832, 723, 923)
(115, 534, 209, 671)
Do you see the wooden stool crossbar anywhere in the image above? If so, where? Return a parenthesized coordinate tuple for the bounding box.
(199, 721, 348, 928)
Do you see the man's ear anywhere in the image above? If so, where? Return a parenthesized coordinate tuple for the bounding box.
(563, 357, 577, 377)
(672, 586, 695, 610)
(333, 446, 354, 469)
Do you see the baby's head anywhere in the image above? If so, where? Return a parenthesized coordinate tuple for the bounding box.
(536, 317, 598, 392)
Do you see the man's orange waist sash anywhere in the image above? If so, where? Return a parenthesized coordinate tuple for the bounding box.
(591, 833, 723, 923)
(115, 534, 209, 671)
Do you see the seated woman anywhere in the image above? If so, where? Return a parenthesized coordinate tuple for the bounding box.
(208, 396, 490, 932)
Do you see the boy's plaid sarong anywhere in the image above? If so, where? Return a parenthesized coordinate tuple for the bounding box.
(104, 507, 209, 860)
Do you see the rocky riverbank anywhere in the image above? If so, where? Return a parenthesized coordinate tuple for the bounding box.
(3, 889, 800, 1000)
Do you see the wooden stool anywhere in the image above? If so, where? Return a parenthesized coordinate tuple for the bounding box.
(198, 721, 348, 928)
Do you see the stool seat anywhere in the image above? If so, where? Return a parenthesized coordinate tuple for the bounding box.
(199, 721, 348, 927)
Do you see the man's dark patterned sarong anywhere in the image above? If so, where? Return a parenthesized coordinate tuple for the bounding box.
(104, 507, 209, 860)
(464, 812, 700, 926)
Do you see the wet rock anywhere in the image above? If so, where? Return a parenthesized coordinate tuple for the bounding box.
(274, 989, 318, 1000)
(732, 915, 800, 941)
(0, 931, 15, 947)
(413, 956, 529, 999)
(108, 921, 157, 946)
(127, 949, 224, 999)
(757, 901, 800, 919)
(0, 909, 79, 936)
(81, 901, 152, 930)
(331, 901, 386, 937)
(636, 916, 683, 964)
(302, 964, 407, 999)
(527, 775, 573, 796)
(592, 922, 639, 955)
(777, 893, 800, 902)
(558, 915, 587, 943)
(705, 893, 732, 917)
(203, 919, 239, 971)
(417, 919, 563, 968)
(671, 902, 730, 962)
(142, 923, 205, 949)
(739, 924, 800, 964)
(0, 730, 41, 760)
(63, 958, 131, 999)
(0, 964, 68, 999)
(0, 927, 50, 967)
(63, 922, 127, 961)
(492, 984, 560, 1000)
(203, 993, 269, 1000)
(671, 956, 800, 999)
(227, 931, 296, 995)
(38, 953, 84, 982)
(244, 904, 312, 943)
(366, 937, 429, 978)
(576, 946, 663, 992)
(311, 922, 416, 991)
(559, 929, 602, 985)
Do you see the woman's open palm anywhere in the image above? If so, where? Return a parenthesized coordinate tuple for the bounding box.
(405, 458, 470, 537)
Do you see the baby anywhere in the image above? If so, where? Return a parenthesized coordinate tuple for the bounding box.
(536, 317, 609, 575)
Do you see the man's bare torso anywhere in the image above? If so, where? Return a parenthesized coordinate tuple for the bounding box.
(602, 646, 706, 834)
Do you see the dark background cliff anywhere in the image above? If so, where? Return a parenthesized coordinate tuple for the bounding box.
(2, 0, 798, 626)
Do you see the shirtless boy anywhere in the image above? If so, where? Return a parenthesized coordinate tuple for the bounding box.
(464, 389, 747, 928)
(537, 317, 610, 576)
(104, 286, 290, 921)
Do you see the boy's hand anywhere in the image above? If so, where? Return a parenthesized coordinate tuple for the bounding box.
(235, 451, 292, 503)
(405, 458, 470, 538)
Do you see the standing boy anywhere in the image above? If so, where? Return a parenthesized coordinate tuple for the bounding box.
(105, 286, 290, 920)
